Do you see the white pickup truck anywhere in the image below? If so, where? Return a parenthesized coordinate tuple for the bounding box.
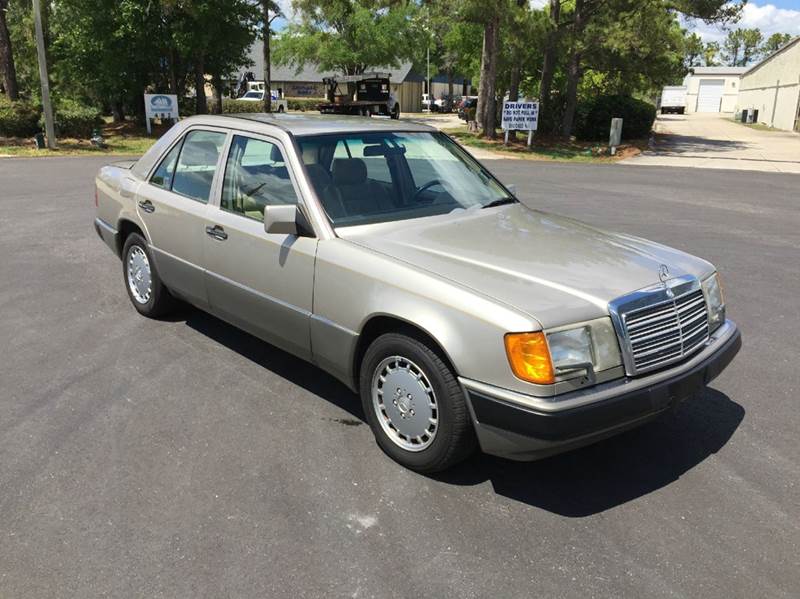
(238, 89, 287, 112)
(660, 86, 687, 114)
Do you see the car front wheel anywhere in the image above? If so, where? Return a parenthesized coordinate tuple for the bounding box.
(360, 332, 476, 472)
(122, 232, 175, 318)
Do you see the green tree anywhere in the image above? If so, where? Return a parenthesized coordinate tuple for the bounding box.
(274, 0, 418, 76)
(722, 28, 762, 66)
(557, 0, 744, 137)
(0, 0, 19, 99)
(703, 40, 720, 65)
(684, 32, 704, 66)
(762, 32, 792, 56)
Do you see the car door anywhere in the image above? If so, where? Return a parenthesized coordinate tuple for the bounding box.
(136, 127, 229, 308)
(203, 133, 317, 360)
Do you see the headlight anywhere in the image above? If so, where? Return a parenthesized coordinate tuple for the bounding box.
(505, 318, 622, 385)
(702, 272, 725, 333)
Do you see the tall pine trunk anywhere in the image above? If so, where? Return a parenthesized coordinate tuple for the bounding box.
(476, 13, 500, 139)
(561, 50, 582, 137)
(211, 71, 223, 114)
(0, 0, 19, 100)
(112, 101, 125, 124)
(538, 0, 561, 132)
(261, 1, 272, 113)
(507, 60, 521, 142)
(194, 54, 207, 114)
(561, 0, 585, 138)
(168, 46, 180, 96)
(447, 68, 453, 112)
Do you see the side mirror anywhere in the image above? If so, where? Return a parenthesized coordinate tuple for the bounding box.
(264, 205, 298, 235)
(506, 183, 517, 195)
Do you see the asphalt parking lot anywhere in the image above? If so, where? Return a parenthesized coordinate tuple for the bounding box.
(1, 156, 798, 598)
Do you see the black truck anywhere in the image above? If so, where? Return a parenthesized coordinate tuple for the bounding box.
(318, 73, 400, 119)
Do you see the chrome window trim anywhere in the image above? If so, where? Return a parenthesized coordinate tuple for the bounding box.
(608, 275, 708, 376)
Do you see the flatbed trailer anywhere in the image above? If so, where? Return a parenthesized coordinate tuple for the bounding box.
(318, 73, 400, 119)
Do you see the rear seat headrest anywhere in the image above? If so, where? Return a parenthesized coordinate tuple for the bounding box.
(332, 158, 367, 186)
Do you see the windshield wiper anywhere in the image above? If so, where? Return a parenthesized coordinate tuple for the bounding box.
(482, 197, 518, 209)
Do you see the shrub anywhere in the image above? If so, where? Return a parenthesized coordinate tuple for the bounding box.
(0, 98, 42, 137)
(44, 98, 103, 138)
(287, 98, 320, 112)
(178, 97, 197, 117)
(574, 95, 656, 142)
(222, 99, 266, 113)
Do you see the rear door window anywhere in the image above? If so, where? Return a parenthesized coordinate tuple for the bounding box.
(150, 141, 182, 190)
(169, 130, 227, 203)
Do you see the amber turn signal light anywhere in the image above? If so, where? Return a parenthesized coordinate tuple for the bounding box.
(504, 332, 555, 385)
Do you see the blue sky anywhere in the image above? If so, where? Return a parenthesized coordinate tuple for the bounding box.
(770, 1, 800, 9)
(686, 1, 800, 43)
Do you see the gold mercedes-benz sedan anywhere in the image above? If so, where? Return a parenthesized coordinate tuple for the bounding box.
(94, 114, 740, 472)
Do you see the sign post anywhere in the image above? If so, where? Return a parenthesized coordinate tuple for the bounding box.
(609, 118, 623, 155)
(501, 101, 539, 148)
(144, 94, 180, 135)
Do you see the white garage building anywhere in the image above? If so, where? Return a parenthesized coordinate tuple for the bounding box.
(736, 37, 800, 132)
(683, 66, 747, 113)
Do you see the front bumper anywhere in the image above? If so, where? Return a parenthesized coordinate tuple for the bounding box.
(461, 320, 741, 461)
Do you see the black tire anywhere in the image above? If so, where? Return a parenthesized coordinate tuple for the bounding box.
(391, 104, 400, 120)
(121, 232, 175, 318)
(277, 105, 285, 113)
(359, 332, 476, 472)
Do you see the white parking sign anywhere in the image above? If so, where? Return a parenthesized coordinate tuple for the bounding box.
(501, 101, 539, 131)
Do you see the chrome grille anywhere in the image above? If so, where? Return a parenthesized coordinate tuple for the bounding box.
(610, 277, 710, 376)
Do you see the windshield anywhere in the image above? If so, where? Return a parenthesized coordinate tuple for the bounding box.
(297, 131, 513, 227)
(243, 91, 262, 99)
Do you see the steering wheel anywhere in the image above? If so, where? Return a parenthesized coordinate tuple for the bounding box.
(411, 179, 444, 202)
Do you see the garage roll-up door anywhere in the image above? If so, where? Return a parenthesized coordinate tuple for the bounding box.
(697, 80, 725, 112)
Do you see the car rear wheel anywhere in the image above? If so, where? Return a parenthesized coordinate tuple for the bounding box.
(122, 233, 175, 318)
(360, 333, 476, 472)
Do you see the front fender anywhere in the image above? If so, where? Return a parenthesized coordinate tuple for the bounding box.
(311, 238, 541, 394)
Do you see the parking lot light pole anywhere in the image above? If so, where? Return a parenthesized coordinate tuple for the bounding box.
(32, 0, 56, 149)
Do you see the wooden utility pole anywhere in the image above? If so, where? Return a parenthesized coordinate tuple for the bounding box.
(32, 0, 56, 148)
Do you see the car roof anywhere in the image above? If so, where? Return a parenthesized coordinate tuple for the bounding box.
(180, 113, 436, 136)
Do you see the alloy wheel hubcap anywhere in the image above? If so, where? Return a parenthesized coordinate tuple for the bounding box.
(371, 356, 438, 452)
(127, 245, 152, 304)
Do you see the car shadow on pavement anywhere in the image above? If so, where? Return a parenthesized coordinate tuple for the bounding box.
(435, 389, 744, 517)
(179, 305, 366, 422)
(175, 305, 743, 518)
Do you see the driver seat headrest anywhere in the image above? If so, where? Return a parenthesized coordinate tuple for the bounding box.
(332, 158, 367, 186)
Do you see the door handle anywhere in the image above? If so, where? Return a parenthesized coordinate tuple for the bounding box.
(205, 225, 228, 240)
(138, 199, 155, 213)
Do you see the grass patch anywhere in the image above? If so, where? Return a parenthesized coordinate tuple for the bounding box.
(445, 127, 645, 162)
(734, 120, 782, 133)
(0, 119, 161, 157)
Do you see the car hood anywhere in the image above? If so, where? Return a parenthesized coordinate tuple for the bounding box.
(341, 203, 714, 328)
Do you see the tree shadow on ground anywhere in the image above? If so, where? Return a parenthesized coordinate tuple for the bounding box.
(651, 132, 750, 155)
(173, 304, 743, 518)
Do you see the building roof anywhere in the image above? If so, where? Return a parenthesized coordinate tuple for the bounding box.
(688, 66, 748, 76)
(742, 36, 800, 77)
(241, 41, 415, 83)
